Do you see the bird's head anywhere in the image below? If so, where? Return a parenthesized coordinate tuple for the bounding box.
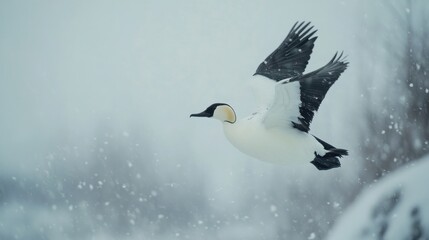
(190, 103, 236, 124)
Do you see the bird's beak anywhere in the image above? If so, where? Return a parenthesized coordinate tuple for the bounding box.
(190, 111, 211, 118)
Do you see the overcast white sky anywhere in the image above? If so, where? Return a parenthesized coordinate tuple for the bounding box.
(0, 0, 361, 173)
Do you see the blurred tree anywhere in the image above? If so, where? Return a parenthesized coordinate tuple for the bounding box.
(360, 0, 429, 180)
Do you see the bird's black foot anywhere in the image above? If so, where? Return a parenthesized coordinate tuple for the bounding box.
(311, 155, 341, 170)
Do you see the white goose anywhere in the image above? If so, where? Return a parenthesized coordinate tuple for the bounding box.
(191, 22, 348, 170)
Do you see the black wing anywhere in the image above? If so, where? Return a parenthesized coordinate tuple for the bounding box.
(289, 52, 349, 132)
(254, 21, 317, 81)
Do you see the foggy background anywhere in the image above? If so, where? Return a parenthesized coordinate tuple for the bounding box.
(0, 0, 428, 239)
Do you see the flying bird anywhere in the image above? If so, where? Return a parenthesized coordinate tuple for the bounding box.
(190, 22, 348, 170)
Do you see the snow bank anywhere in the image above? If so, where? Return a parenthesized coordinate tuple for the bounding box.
(326, 157, 429, 240)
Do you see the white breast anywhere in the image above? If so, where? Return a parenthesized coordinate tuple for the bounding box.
(222, 116, 325, 164)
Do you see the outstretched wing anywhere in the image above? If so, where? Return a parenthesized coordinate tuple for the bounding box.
(254, 21, 317, 81)
(263, 53, 348, 132)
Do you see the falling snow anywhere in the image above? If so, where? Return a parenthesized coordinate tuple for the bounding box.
(1, 1, 429, 240)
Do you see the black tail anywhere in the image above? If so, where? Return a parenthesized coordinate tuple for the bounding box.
(311, 136, 348, 171)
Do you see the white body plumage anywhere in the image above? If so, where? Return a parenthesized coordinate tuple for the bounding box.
(223, 112, 325, 164)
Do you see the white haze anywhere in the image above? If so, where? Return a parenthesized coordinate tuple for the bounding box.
(0, 0, 405, 239)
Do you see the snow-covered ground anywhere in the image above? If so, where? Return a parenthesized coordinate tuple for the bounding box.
(326, 156, 429, 240)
